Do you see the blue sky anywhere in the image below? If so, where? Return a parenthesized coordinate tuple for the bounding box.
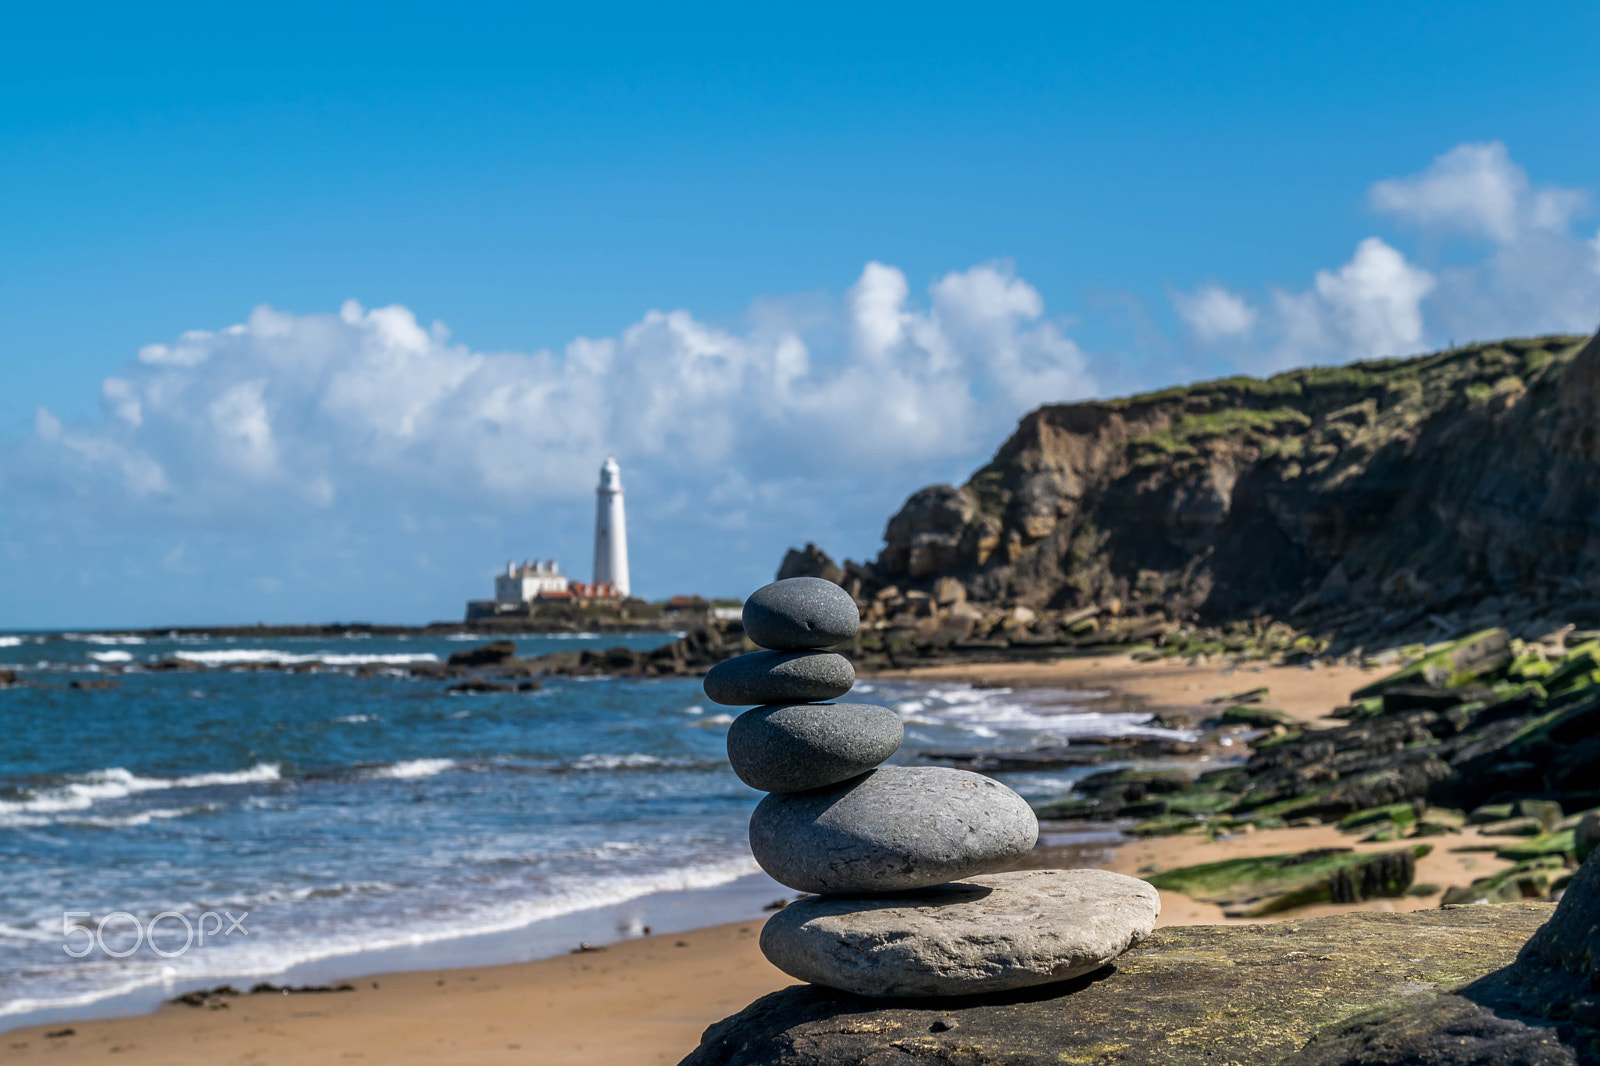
(4, 2, 1600, 628)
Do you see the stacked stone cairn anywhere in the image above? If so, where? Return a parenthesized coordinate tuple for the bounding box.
(705, 576, 1162, 998)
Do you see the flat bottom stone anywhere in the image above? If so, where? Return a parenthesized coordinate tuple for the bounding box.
(683, 904, 1556, 1066)
(758, 868, 1160, 997)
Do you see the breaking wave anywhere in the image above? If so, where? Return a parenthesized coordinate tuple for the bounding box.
(0, 764, 282, 817)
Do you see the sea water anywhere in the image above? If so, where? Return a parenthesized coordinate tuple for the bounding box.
(0, 630, 1182, 1027)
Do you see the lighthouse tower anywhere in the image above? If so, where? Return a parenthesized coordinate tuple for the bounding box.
(593, 457, 630, 597)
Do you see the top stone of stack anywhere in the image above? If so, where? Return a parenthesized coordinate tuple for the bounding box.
(742, 577, 858, 650)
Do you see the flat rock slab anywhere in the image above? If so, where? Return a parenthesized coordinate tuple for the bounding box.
(749, 766, 1038, 894)
(727, 703, 902, 794)
(703, 651, 855, 706)
(681, 904, 1557, 1066)
(760, 869, 1159, 997)
(743, 577, 860, 650)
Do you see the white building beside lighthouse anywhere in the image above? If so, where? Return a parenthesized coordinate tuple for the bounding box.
(593, 457, 630, 598)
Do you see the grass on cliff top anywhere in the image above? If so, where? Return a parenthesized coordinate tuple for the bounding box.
(1103, 334, 1586, 416)
(1107, 335, 1589, 475)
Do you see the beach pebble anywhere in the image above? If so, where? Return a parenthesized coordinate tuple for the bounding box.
(726, 703, 902, 793)
(742, 578, 859, 650)
(703, 651, 854, 707)
(748, 766, 1038, 895)
(758, 868, 1160, 997)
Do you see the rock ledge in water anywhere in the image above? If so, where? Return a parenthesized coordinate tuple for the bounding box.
(759, 869, 1158, 997)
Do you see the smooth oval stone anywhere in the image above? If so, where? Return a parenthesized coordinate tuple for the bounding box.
(743, 577, 860, 650)
(749, 766, 1038, 895)
(759, 868, 1160, 997)
(703, 651, 854, 707)
(727, 703, 902, 793)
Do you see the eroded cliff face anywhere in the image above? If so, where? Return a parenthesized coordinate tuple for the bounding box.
(861, 332, 1600, 637)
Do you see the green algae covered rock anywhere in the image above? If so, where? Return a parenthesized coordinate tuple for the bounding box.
(1286, 851, 1600, 1064)
(1219, 704, 1292, 728)
(1413, 807, 1466, 835)
(1495, 829, 1577, 862)
(1350, 628, 1513, 700)
(1440, 855, 1568, 905)
(1337, 802, 1418, 832)
(1143, 844, 1429, 917)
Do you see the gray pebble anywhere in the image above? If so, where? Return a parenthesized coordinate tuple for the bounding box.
(703, 651, 854, 707)
(759, 868, 1160, 997)
(743, 577, 860, 650)
(749, 766, 1038, 895)
(727, 703, 902, 793)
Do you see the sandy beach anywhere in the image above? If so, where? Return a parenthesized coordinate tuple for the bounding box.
(870, 651, 1376, 725)
(1, 923, 792, 1064)
(4, 650, 1498, 1065)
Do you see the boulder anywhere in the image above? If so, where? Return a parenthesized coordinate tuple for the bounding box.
(703, 651, 855, 706)
(742, 577, 860, 651)
(679, 905, 1554, 1066)
(758, 869, 1158, 997)
(748, 766, 1037, 894)
(726, 703, 902, 793)
(1285, 850, 1600, 1064)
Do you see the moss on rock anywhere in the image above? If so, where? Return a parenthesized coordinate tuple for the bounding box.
(679, 906, 1552, 1066)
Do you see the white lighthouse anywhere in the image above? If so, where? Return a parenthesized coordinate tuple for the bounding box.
(593, 457, 630, 597)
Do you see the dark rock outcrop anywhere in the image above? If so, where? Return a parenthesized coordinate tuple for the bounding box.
(1285, 851, 1600, 1064)
(444, 679, 540, 693)
(777, 543, 845, 584)
(527, 622, 750, 678)
(679, 904, 1554, 1065)
(446, 640, 518, 668)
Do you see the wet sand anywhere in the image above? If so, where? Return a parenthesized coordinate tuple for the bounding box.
(1, 923, 791, 1065)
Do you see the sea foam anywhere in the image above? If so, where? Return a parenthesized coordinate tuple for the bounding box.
(0, 764, 281, 817)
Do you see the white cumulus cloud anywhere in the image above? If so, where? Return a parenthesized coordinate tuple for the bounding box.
(1369, 141, 1586, 243)
(1271, 237, 1436, 367)
(1173, 284, 1258, 342)
(2, 260, 1097, 620)
(1173, 142, 1600, 370)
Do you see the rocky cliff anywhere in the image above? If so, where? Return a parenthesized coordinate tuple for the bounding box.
(816, 331, 1600, 650)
